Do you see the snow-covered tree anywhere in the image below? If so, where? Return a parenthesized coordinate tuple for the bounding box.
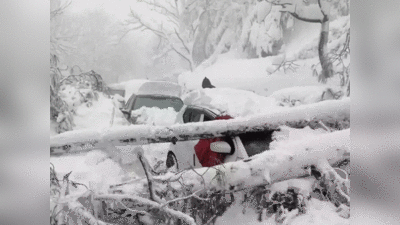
(124, 0, 293, 72)
(124, 0, 196, 71)
(262, 0, 350, 86)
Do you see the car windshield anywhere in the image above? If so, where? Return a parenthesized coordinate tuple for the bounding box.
(238, 130, 275, 157)
(133, 96, 184, 112)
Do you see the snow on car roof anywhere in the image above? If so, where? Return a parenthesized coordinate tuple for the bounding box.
(121, 79, 149, 103)
(137, 81, 182, 98)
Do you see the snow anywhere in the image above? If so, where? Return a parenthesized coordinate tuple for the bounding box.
(216, 197, 349, 225)
(182, 88, 280, 118)
(73, 93, 129, 130)
(271, 125, 328, 144)
(179, 56, 342, 97)
(116, 79, 148, 102)
(178, 14, 350, 97)
(256, 1, 272, 24)
(50, 150, 125, 195)
(269, 86, 340, 105)
(131, 107, 179, 126)
(136, 81, 182, 97)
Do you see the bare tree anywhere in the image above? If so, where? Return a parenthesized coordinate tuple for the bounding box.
(123, 0, 196, 71)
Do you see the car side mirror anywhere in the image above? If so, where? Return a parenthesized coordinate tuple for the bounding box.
(210, 141, 231, 154)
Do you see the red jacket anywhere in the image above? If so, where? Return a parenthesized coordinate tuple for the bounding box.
(194, 115, 233, 167)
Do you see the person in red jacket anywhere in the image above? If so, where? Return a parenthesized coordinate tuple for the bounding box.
(194, 115, 233, 167)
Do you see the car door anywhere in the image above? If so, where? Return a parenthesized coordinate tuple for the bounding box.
(172, 106, 208, 170)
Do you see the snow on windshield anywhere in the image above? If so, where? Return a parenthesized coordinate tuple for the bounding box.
(131, 106, 179, 126)
(132, 96, 183, 112)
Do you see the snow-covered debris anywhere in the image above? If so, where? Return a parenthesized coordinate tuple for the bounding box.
(269, 85, 344, 106)
(73, 93, 129, 130)
(131, 107, 179, 126)
(51, 150, 125, 195)
(58, 85, 85, 109)
(216, 196, 349, 225)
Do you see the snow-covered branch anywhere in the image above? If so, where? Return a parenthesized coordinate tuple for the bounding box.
(94, 194, 197, 225)
(273, 0, 324, 23)
(66, 201, 110, 225)
(50, 98, 350, 156)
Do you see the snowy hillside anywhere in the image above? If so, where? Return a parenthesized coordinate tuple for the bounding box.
(178, 15, 349, 96)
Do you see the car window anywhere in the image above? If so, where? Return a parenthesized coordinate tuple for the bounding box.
(125, 93, 136, 110)
(132, 96, 184, 112)
(238, 130, 275, 157)
(183, 108, 204, 123)
(202, 109, 216, 122)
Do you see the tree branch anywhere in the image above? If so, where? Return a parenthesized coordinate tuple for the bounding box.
(50, 0, 72, 19)
(67, 201, 110, 225)
(161, 189, 209, 208)
(128, 8, 167, 39)
(171, 43, 193, 71)
(288, 11, 322, 23)
(142, 0, 179, 20)
(275, 1, 323, 23)
(174, 28, 191, 54)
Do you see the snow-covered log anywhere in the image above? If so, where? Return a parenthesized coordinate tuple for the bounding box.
(51, 98, 349, 156)
(124, 129, 349, 194)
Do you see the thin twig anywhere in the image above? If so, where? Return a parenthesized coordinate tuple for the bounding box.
(161, 189, 208, 208)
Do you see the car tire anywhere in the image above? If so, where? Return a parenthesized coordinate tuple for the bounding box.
(166, 152, 178, 173)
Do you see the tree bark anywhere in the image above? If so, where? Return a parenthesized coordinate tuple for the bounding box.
(192, 8, 212, 67)
(318, 16, 333, 83)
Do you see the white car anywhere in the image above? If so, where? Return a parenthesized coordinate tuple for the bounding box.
(165, 104, 276, 172)
(120, 81, 275, 172)
(121, 81, 184, 124)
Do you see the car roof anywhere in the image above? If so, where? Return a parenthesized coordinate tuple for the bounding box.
(136, 81, 182, 98)
(187, 104, 222, 117)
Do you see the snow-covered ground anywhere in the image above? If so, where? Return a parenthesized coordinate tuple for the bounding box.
(131, 107, 179, 126)
(215, 197, 349, 225)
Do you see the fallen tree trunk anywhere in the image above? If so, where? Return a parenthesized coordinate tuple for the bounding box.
(51, 98, 349, 156)
(116, 129, 349, 194)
